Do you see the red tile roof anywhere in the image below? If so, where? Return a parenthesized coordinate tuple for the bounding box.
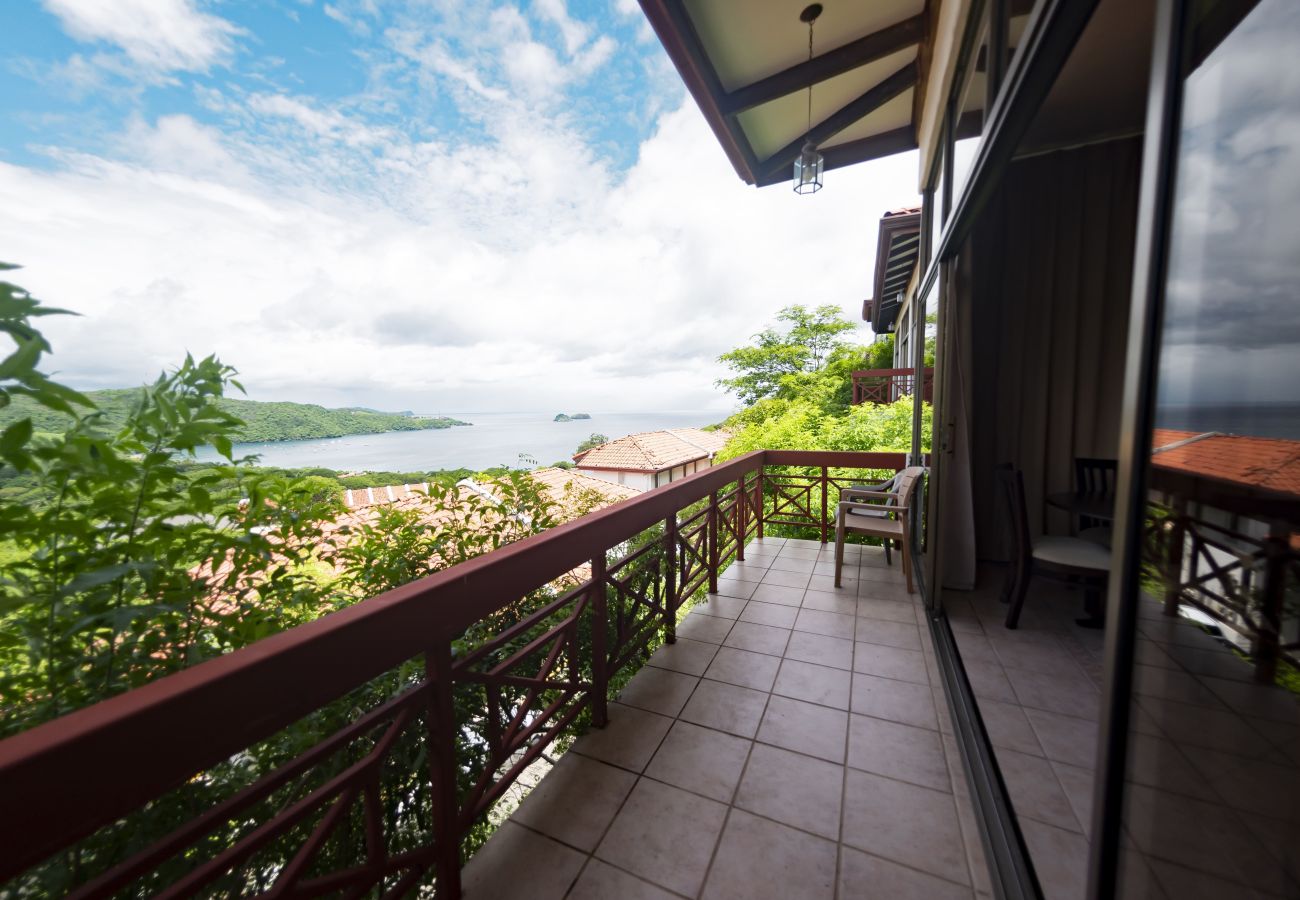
(573, 428, 730, 472)
(1152, 429, 1300, 496)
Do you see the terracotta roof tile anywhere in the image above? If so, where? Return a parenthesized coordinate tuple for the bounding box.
(573, 428, 729, 472)
(1152, 429, 1300, 496)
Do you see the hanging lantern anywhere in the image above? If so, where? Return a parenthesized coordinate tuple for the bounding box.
(793, 140, 824, 194)
(794, 4, 824, 195)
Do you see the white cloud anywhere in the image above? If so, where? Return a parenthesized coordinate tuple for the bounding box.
(41, 0, 243, 73)
(1, 97, 921, 414)
(4, 3, 922, 415)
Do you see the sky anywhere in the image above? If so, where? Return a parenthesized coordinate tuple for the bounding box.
(0, 0, 924, 415)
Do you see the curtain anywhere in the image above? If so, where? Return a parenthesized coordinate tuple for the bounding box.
(954, 136, 1141, 564)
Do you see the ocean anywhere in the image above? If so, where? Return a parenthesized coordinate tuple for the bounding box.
(192, 410, 729, 473)
(1155, 403, 1300, 441)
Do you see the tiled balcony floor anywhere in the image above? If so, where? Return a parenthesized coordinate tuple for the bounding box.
(947, 570, 1300, 900)
(463, 537, 990, 900)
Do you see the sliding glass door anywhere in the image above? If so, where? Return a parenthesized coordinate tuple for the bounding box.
(1104, 0, 1300, 895)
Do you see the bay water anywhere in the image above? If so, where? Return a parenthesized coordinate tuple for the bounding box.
(193, 410, 729, 473)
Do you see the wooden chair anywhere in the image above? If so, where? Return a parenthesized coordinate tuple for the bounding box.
(834, 466, 925, 593)
(1074, 457, 1118, 540)
(998, 464, 1111, 629)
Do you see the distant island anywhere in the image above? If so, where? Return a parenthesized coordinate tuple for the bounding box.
(0, 390, 471, 444)
(553, 413, 591, 422)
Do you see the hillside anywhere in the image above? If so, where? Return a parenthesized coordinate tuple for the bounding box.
(0, 389, 470, 444)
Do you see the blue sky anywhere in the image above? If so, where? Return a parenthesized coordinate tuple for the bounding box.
(0, 0, 923, 413)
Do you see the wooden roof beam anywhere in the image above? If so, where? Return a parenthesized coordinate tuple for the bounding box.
(720, 14, 925, 117)
(755, 63, 918, 183)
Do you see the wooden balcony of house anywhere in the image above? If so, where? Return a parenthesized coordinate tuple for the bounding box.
(4, 446, 1294, 898)
(0, 449, 990, 899)
(850, 368, 934, 406)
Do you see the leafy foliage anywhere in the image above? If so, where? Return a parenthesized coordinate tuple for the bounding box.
(716, 304, 858, 406)
(574, 432, 608, 455)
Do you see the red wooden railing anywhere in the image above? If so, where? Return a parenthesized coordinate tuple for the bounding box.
(851, 367, 934, 405)
(0, 449, 905, 898)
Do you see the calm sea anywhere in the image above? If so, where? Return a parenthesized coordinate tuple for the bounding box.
(1156, 403, 1300, 441)
(192, 410, 728, 473)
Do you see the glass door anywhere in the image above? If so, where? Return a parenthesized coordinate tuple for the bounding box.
(1107, 1, 1300, 895)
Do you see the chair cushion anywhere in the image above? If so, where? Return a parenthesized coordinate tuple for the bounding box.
(1032, 536, 1111, 571)
(849, 506, 890, 517)
(1079, 526, 1113, 548)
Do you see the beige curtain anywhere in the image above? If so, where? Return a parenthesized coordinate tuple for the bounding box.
(953, 136, 1141, 563)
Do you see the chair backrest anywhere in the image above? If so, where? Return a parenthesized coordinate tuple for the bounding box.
(1074, 457, 1118, 496)
(996, 463, 1032, 570)
(893, 466, 925, 510)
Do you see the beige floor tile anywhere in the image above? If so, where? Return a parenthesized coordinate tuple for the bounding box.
(567, 859, 683, 900)
(1005, 667, 1100, 719)
(511, 753, 637, 851)
(738, 600, 800, 628)
(750, 584, 806, 607)
(680, 678, 770, 738)
(617, 665, 700, 718)
(975, 697, 1043, 756)
(989, 634, 1080, 677)
(841, 769, 969, 885)
(785, 630, 855, 670)
(462, 821, 585, 900)
(757, 695, 848, 763)
(1051, 761, 1095, 838)
(705, 646, 782, 692)
(700, 809, 837, 900)
(847, 714, 950, 792)
(646, 636, 718, 676)
(807, 574, 857, 595)
(961, 659, 1018, 705)
(734, 743, 844, 839)
(1019, 819, 1088, 900)
(1024, 707, 1098, 769)
(712, 578, 759, 600)
(838, 847, 974, 900)
(857, 580, 915, 604)
(677, 611, 735, 644)
(724, 621, 791, 657)
(773, 659, 851, 710)
(851, 673, 937, 730)
(646, 720, 752, 802)
(855, 617, 922, 650)
(856, 596, 918, 624)
(768, 556, 817, 574)
(801, 589, 859, 615)
(694, 594, 749, 619)
(761, 568, 812, 589)
(595, 778, 728, 897)
(794, 607, 857, 640)
(995, 747, 1080, 832)
(571, 703, 673, 773)
(1146, 857, 1270, 900)
(853, 642, 929, 685)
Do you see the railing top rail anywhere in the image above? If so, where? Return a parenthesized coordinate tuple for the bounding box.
(850, 367, 931, 378)
(0, 448, 905, 880)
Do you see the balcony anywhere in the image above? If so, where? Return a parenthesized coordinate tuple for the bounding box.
(1, 449, 989, 899)
(850, 368, 934, 406)
(461, 536, 989, 899)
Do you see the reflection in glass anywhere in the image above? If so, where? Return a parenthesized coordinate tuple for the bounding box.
(1120, 0, 1300, 896)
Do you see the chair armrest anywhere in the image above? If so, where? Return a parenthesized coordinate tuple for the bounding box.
(838, 499, 901, 520)
(841, 488, 902, 504)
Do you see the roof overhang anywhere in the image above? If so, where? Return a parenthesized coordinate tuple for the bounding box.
(865, 208, 922, 332)
(637, 0, 932, 188)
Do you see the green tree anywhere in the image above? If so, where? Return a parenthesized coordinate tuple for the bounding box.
(716, 304, 858, 405)
(574, 432, 608, 455)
